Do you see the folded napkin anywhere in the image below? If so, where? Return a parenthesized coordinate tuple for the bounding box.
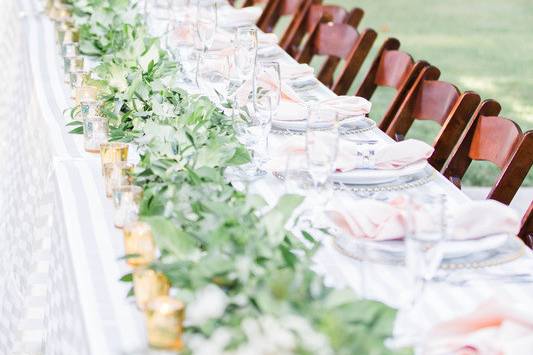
(274, 96, 371, 122)
(320, 96, 372, 118)
(423, 300, 533, 355)
(326, 197, 408, 240)
(212, 31, 278, 51)
(218, 6, 262, 27)
(451, 200, 520, 240)
(325, 198, 520, 241)
(280, 63, 315, 80)
(236, 73, 304, 107)
(268, 136, 432, 171)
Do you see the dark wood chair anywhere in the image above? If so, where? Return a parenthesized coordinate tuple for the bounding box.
(295, 22, 376, 94)
(279, 3, 364, 59)
(256, 0, 307, 34)
(519, 202, 533, 248)
(355, 38, 428, 125)
(442, 99, 533, 205)
(385, 65, 481, 171)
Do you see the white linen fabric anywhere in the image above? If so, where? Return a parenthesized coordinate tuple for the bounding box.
(1, 1, 533, 355)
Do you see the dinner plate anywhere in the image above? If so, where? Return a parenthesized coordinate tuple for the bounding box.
(272, 110, 369, 132)
(331, 160, 428, 185)
(333, 232, 522, 268)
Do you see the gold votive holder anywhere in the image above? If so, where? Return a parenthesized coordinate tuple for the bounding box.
(64, 56, 84, 76)
(133, 269, 170, 310)
(83, 115, 109, 153)
(123, 221, 155, 266)
(69, 70, 89, 90)
(146, 296, 185, 351)
(76, 85, 98, 106)
(103, 161, 133, 197)
(113, 185, 143, 228)
(62, 43, 80, 58)
(100, 142, 129, 172)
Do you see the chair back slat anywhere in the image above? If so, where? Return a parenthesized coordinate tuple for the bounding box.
(469, 116, 522, 169)
(305, 4, 349, 32)
(412, 81, 460, 125)
(519, 201, 533, 248)
(313, 23, 360, 58)
(375, 50, 414, 89)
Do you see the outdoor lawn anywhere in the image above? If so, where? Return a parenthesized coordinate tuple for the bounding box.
(281, 0, 533, 186)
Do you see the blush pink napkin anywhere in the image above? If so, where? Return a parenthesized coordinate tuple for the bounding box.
(451, 200, 520, 240)
(325, 198, 520, 241)
(268, 137, 433, 171)
(236, 74, 304, 107)
(275, 96, 372, 122)
(423, 300, 533, 355)
(326, 197, 409, 240)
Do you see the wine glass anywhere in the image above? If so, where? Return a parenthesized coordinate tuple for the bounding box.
(145, 0, 171, 37)
(387, 193, 447, 350)
(249, 61, 280, 171)
(404, 193, 447, 303)
(305, 106, 339, 190)
(196, 52, 231, 102)
(166, 19, 196, 83)
(229, 26, 258, 117)
(194, 0, 217, 55)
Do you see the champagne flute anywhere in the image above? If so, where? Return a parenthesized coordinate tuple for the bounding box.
(166, 19, 196, 83)
(196, 52, 231, 102)
(230, 26, 258, 116)
(250, 61, 280, 171)
(306, 106, 339, 190)
(195, 0, 217, 55)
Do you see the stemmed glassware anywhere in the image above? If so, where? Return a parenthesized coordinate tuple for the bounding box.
(305, 106, 339, 191)
(166, 18, 196, 83)
(388, 193, 447, 349)
(145, 0, 172, 37)
(196, 52, 231, 102)
(249, 61, 280, 172)
(226, 26, 258, 115)
(194, 0, 217, 55)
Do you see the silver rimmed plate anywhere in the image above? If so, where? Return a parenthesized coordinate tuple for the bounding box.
(272, 116, 376, 133)
(332, 232, 525, 269)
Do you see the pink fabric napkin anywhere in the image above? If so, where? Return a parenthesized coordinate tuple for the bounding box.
(326, 197, 408, 240)
(236, 74, 304, 107)
(423, 300, 533, 355)
(451, 200, 520, 240)
(268, 137, 432, 171)
(275, 96, 372, 122)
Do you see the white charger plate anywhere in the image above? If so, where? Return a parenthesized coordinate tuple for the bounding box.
(337, 232, 510, 259)
(331, 160, 428, 185)
(272, 111, 368, 131)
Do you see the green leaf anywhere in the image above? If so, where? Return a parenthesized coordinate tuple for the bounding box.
(143, 216, 197, 259)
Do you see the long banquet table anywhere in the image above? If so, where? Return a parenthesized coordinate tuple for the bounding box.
(2, 0, 533, 354)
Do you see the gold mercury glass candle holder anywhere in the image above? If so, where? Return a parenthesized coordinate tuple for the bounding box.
(100, 142, 129, 172)
(133, 269, 170, 310)
(146, 296, 185, 351)
(77, 85, 97, 107)
(103, 161, 133, 198)
(62, 43, 80, 59)
(83, 115, 109, 153)
(69, 70, 89, 91)
(64, 56, 84, 79)
(123, 221, 155, 266)
(112, 185, 143, 228)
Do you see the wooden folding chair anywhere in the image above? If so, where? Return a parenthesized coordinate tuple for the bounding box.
(519, 201, 533, 248)
(256, 0, 307, 34)
(279, 3, 364, 58)
(442, 99, 533, 205)
(355, 38, 428, 127)
(296, 21, 376, 94)
(385, 65, 481, 170)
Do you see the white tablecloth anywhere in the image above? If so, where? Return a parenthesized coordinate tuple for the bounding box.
(1, 1, 533, 354)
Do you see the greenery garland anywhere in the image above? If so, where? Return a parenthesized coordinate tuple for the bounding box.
(67, 0, 410, 353)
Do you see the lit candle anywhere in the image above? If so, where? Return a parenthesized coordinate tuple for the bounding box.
(146, 296, 185, 351)
(103, 161, 132, 197)
(113, 185, 143, 228)
(83, 115, 108, 153)
(100, 142, 129, 172)
(133, 269, 169, 310)
(122, 221, 155, 266)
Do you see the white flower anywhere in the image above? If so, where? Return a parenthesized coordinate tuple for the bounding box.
(186, 284, 229, 326)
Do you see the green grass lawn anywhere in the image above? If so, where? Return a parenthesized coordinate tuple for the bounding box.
(278, 0, 533, 186)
